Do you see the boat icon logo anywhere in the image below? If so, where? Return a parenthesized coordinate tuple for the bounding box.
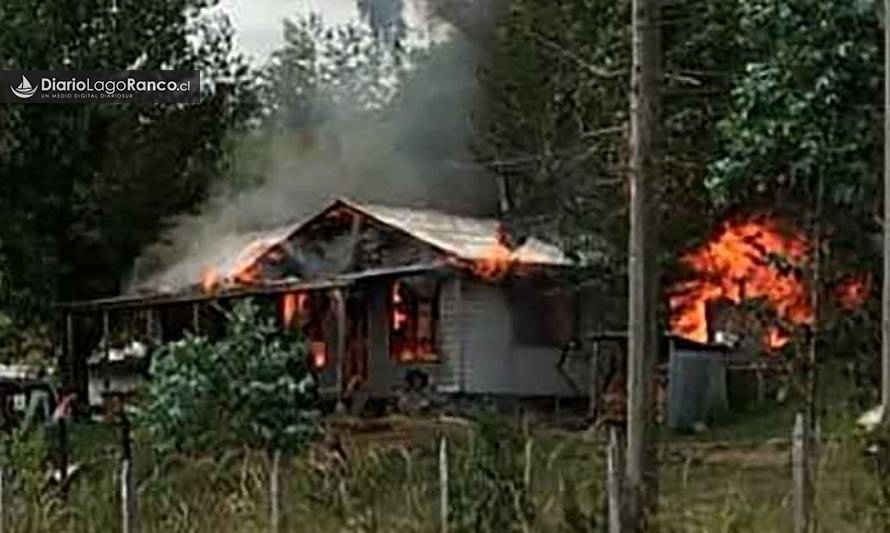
(11, 75, 37, 99)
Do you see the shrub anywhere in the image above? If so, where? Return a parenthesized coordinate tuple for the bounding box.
(138, 300, 321, 455)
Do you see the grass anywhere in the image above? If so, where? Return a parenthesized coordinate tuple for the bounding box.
(1, 366, 887, 532)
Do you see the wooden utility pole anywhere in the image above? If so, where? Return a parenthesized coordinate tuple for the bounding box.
(882, 0, 890, 420)
(626, 0, 661, 530)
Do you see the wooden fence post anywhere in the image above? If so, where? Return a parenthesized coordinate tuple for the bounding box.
(588, 340, 601, 424)
(439, 437, 449, 533)
(607, 427, 624, 533)
(121, 413, 136, 533)
(269, 449, 281, 533)
(523, 438, 533, 492)
(792, 412, 813, 533)
(0, 465, 5, 533)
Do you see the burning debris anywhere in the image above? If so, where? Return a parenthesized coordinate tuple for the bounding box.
(670, 216, 868, 351)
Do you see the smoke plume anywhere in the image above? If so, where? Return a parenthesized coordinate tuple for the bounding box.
(129, 7, 497, 293)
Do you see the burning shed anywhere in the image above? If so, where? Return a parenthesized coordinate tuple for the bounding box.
(56, 198, 592, 411)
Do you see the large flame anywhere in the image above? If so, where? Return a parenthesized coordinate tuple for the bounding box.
(200, 238, 277, 292)
(669, 217, 813, 349)
(282, 292, 308, 328)
(392, 282, 409, 331)
(471, 224, 518, 280)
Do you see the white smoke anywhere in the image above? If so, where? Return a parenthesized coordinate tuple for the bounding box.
(128, 8, 497, 292)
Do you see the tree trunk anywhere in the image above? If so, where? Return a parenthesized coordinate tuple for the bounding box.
(626, 0, 661, 530)
(882, 0, 890, 420)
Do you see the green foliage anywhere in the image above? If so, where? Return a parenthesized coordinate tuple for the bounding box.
(473, 0, 747, 280)
(0, 0, 259, 358)
(708, 0, 880, 213)
(449, 417, 535, 533)
(139, 300, 320, 454)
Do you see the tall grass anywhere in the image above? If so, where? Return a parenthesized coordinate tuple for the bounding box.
(3, 417, 890, 532)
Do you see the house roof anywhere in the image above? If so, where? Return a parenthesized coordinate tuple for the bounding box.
(134, 198, 575, 294)
(331, 198, 573, 266)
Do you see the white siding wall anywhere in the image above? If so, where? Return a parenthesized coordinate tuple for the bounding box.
(459, 280, 589, 397)
(363, 276, 589, 399)
(365, 278, 463, 398)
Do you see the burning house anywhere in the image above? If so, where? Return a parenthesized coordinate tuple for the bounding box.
(56, 198, 593, 412)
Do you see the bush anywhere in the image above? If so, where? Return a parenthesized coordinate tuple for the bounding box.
(138, 300, 321, 455)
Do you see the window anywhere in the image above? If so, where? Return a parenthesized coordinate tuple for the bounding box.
(389, 277, 441, 363)
(509, 285, 575, 346)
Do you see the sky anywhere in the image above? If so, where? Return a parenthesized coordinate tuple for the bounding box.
(216, 0, 437, 62)
(217, 0, 359, 60)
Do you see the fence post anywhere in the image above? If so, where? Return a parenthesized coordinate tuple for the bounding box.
(269, 449, 281, 533)
(0, 465, 5, 533)
(439, 437, 449, 533)
(606, 427, 624, 533)
(792, 412, 813, 533)
(121, 413, 136, 533)
(524, 438, 533, 491)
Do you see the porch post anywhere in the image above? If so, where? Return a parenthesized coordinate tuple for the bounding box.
(102, 310, 111, 395)
(65, 312, 75, 392)
(192, 303, 201, 335)
(333, 288, 347, 408)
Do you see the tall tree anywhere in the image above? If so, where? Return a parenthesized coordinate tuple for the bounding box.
(357, 0, 407, 46)
(0, 0, 258, 360)
(708, 0, 883, 400)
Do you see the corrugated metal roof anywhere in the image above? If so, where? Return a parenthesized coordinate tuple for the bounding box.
(198, 198, 573, 282)
(134, 198, 574, 294)
(338, 198, 573, 266)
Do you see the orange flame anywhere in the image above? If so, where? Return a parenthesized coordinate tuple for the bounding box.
(283, 293, 297, 327)
(471, 224, 517, 280)
(669, 217, 813, 348)
(310, 341, 327, 369)
(835, 273, 870, 311)
(765, 328, 790, 350)
(202, 268, 220, 292)
(473, 242, 514, 280)
(282, 292, 309, 328)
(392, 282, 409, 331)
(200, 238, 276, 292)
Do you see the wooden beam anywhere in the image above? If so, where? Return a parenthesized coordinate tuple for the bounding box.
(64, 313, 74, 390)
(192, 303, 201, 335)
(333, 289, 347, 405)
(102, 311, 111, 392)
